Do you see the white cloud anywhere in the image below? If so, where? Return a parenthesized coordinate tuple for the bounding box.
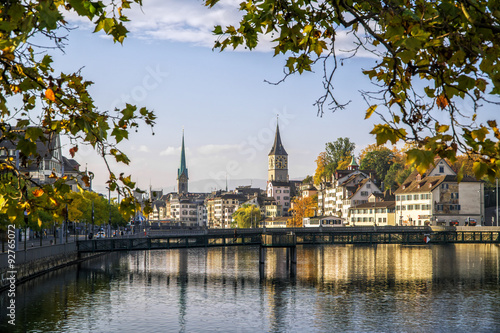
(197, 144, 242, 155)
(160, 146, 180, 156)
(62, 0, 377, 57)
(130, 145, 150, 153)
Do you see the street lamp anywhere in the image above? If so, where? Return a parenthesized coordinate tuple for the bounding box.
(107, 187, 111, 237)
(89, 171, 94, 239)
(496, 178, 498, 227)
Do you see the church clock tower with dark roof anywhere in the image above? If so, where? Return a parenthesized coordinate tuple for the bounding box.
(268, 122, 288, 182)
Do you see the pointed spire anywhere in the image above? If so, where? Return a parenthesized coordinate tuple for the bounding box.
(178, 129, 188, 179)
(269, 118, 287, 156)
(348, 156, 359, 170)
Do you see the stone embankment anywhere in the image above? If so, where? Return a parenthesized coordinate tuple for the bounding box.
(0, 242, 100, 291)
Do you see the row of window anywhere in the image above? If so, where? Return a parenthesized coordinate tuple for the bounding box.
(396, 204, 432, 210)
(436, 204, 461, 211)
(396, 194, 431, 201)
(353, 208, 389, 214)
(352, 217, 387, 223)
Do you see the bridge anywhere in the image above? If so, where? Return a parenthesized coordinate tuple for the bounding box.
(76, 226, 500, 254)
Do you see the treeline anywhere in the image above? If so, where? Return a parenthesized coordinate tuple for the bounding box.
(311, 137, 477, 191)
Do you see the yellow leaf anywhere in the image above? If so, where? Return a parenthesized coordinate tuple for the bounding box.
(365, 105, 377, 119)
(38, 218, 42, 228)
(2, 52, 14, 61)
(436, 124, 449, 133)
(45, 88, 55, 102)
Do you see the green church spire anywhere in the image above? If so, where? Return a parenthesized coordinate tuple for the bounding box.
(177, 129, 188, 194)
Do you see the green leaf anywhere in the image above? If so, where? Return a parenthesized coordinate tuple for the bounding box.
(472, 161, 487, 179)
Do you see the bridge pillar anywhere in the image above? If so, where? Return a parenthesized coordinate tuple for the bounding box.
(289, 246, 297, 277)
(259, 246, 266, 265)
(259, 246, 266, 280)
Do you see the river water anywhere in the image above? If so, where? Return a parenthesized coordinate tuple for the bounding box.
(1, 244, 500, 332)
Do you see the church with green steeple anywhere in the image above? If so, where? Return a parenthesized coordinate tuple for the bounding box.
(177, 130, 188, 195)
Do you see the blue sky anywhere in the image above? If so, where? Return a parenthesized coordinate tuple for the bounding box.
(47, 0, 494, 195)
(43, 0, 384, 195)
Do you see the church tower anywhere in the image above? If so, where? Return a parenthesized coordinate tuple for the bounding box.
(268, 121, 288, 182)
(177, 130, 188, 195)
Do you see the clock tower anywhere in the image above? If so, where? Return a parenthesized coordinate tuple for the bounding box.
(268, 122, 288, 182)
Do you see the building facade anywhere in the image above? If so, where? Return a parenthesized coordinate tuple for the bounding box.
(394, 158, 483, 226)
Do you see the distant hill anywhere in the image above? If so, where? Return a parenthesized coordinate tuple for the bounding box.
(156, 177, 307, 194)
(159, 178, 268, 194)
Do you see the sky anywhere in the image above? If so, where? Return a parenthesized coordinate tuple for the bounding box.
(36, 0, 493, 195)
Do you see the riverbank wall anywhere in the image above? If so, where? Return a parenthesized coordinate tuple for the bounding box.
(0, 243, 100, 291)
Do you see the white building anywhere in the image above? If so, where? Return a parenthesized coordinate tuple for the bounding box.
(318, 157, 382, 221)
(394, 158, 483, 226)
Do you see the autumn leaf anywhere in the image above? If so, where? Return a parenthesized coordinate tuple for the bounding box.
(32, 188, 44, 197)
(45, 88, 56, 101)
(69, 145, 78, 157)
(436, 94, 448, 109)
(365, 105, 377, 119)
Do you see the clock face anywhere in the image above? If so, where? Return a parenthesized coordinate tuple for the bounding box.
(276, 156, 287, 169)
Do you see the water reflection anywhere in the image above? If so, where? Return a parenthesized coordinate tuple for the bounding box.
(1, 244, 499, 332)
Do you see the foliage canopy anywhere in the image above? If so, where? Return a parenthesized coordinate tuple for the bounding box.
(232, 204, 261, 228)
(206, 0, 500, 181)
(0, 1, 155, 224)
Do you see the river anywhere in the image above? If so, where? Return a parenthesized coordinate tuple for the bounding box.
(1, 244, 500, 332)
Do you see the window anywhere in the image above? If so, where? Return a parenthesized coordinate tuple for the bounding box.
(415, 204, 420, 210)
(441, 184, 449, 189)
(436, 204, 443, 211)
(396, 195, 400, 201)
(407, 195, 412, 200)
(407, 205, 413, 210)
(413, 194, 419, 200)
(439, 166, 444, 173)
(366, 184, 371, 188)
(361, 191, 369, 196)
(451, 193, 459, 199)
(420, 194, 425, 200)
